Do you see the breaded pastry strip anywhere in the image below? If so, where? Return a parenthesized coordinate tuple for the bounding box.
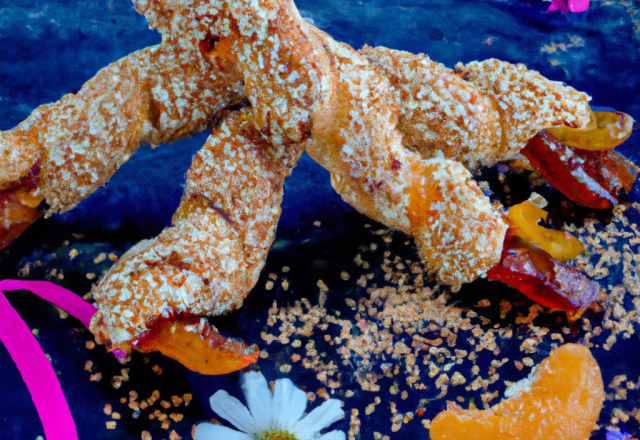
(0, 41, 243, 250)
(90, 109, 303, 350)
(0, 42, 243, 221)
(2, 0, 598, 345)
(306, 33, 507, 289)
(456, 59, 591, 160)
(135, 0, 333, 143)
(155, 0, 507, 289)
(360, 47, 592, 171)
(359, 45, 502, 172)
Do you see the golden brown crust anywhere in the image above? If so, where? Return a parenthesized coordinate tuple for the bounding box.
(457, 59, 592, 160)
(2, 0, 596, 349)
(360, 45, 502, 172)
(300, 28, 507, 290)
(360, 47, 592, 172)
(91, 109, 304, 349)
(1, 42, 243, 215)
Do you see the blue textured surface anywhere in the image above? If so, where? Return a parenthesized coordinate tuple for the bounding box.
(1, 1, 640, 439)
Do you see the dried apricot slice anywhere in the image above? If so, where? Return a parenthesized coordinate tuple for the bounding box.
(0, 163, 43, 250)
(430, 343, 604, 440)
(135, 317, 258, 375)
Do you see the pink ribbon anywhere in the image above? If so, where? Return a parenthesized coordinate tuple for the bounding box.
(547, 0, 590, 13)
(0, 280, 98, 440)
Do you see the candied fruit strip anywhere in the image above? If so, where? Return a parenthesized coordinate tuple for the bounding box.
(0, 280, 102, 440)
(0, 197, 39, 250)
(547, 111, 634, 151)
(522, 132, 639, 209)
(507, 201, 585, 262)
(430, 343, 604, 440)
(135, 317, 258, 375)
(486, 236, 599, 311)
(0, 292, 79, 440)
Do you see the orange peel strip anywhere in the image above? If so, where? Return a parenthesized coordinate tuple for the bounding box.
(547, 110, 634, 151)
(507, 201, 585, 262)
(430, 343, 604, 440)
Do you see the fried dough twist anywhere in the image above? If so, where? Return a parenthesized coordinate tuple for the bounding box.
(91, 109, 303, 347)
(0, 0, 593, 352)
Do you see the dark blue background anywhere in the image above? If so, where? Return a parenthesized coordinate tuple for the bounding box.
(1, 1, 640, 439)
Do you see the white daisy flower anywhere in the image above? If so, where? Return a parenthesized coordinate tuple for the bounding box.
(195, 371, 346, 440)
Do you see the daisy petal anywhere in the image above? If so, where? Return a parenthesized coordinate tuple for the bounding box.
(195, 423, 253, 440)
(241, 371, 273, 429)
(210, 390, 258, 434)
(272, 378, 307, 430)
(293, 399, 345, 439)
(318, 430, 347, 440)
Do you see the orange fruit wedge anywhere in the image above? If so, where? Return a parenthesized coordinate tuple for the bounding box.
(430, 343, 604, 440)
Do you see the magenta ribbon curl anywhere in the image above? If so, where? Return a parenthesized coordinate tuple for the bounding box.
(0, 280, 98, 440)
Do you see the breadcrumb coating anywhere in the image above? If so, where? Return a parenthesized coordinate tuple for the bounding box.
(360, 45, 502, 172)
(0, 0, 596, 348)
(305, 30, 507, 290)
(3, 42, 243, 215)
(457, 59, 592, 160)
(91, 109, 304, 348)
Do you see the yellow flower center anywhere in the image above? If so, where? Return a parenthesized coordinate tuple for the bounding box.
(257, 429, 300, 440)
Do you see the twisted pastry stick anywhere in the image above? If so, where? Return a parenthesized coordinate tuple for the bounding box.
(359, 46, 591, 171)
(91, 108, 304, 354)
(0, 40, 244, 247)
(0, 0, 598, 360)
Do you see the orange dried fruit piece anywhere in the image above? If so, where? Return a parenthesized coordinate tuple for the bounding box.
(0, 163, 43, 250)
(135, 317, 258, 375)
(508, 200, 584, 262)
(547, 110, 634, 151)
(430, 343, 604, 440)
(1, 191, 41, 250)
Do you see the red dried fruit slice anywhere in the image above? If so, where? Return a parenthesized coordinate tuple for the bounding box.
(487, 236, 599, 311)
(135, 317, 258, 375)
(522, 132, 638, 209)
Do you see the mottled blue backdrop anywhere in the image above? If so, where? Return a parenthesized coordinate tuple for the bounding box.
(1, 1, 640, 439)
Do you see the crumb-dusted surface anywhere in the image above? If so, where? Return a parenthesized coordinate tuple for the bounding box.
(91, 109, 304, 349)
(1, 0, 640, 439)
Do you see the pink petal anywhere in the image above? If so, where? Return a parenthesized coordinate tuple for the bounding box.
(0, 291, 79, 440)
(547, 0, 569, 13)
(568, 0, 590, 12)
(0, 280, 97, 328)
